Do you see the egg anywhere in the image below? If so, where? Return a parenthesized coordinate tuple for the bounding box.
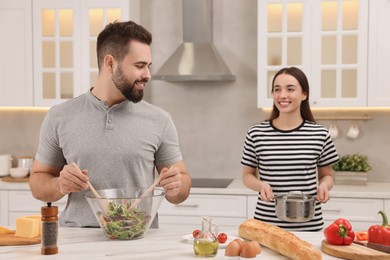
(224, 240, 241, 256)
(249, 241, 262, 254)
(233, 238, 244, 248)
(240, 241, 260, 258)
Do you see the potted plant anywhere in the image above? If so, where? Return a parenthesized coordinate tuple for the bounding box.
(332, 154, 371, 185)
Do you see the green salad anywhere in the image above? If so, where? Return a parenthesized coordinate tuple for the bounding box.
(97, 201, 151, 240)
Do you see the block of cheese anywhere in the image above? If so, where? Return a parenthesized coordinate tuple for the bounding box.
(15, 215, 41, 238)
(25, 215, 42, 235)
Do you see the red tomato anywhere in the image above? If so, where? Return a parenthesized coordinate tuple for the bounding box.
(355, 231, 368, 241)
(192, 229, 201, 238)
(217, 233, 228, 243)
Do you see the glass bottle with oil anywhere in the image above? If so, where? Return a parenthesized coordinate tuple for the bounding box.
(193, 216, 219, 257)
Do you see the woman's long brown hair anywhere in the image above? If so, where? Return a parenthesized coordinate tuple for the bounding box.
(268, 67, 315, 123)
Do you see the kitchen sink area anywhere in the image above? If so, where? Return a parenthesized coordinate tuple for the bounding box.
(191, 178, 233, 188)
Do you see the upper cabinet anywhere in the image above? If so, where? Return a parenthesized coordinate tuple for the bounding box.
(33, 0, 129, 107)
(367, 0, 390, 107)
(257, 0, 369, 108)
(0, 0, 33, 106)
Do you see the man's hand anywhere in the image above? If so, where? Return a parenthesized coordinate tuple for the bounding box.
(158, 166, 182, 197)
(57, 163, 89, 195)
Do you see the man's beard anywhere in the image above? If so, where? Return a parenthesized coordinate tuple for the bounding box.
(112, 64, 144, 103)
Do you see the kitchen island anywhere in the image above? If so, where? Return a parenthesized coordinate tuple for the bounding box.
(0, 226, 342, 259)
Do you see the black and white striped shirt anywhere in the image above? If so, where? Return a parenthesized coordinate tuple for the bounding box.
(241, 120, 339, 231)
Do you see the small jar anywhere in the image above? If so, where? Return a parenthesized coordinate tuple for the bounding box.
(41, 203, 58, 255)
(193, 216, 219, 257)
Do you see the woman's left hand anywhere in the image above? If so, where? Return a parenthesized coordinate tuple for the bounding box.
(316, 183, 330, 203)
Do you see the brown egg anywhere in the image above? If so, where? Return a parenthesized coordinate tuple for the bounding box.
(233, 238, 244, 248)
(249, 241, 261, 254)
(240, 241, 260, 258)
(225, 240, 242, 256)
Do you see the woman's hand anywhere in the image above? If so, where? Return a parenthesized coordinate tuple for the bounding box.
(259, 182, 274, 202)
(316, 182, 330, 203)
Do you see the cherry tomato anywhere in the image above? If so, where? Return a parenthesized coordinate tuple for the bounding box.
(192, 229, 201, 238)
(217, 233, 228, 243)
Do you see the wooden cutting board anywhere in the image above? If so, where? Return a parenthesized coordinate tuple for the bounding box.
(321, 240, 390, 260)
(0, 176, 29, 182)
(0, 233, 41, 246)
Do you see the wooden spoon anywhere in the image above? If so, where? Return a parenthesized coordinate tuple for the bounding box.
(70, 162, 102, 199)
(129, 176, 162, 210)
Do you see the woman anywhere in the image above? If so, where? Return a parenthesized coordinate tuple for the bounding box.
(241, 67, 338, 231)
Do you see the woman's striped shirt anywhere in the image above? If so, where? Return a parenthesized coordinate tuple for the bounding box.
(241, 120, 339, 231)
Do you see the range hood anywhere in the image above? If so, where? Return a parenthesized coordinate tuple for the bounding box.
(152, 0, 235, 81)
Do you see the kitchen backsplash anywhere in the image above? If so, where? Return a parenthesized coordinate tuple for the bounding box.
(1, 108, 390, 183)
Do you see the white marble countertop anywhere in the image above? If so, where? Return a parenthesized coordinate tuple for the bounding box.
(1, 178, 390, 199)
(0, 226, 341, 260)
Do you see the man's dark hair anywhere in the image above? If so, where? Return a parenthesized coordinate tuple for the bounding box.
(96, 21, 152, 70)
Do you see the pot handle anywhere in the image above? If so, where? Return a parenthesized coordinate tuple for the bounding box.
(286, 191, 305, 198)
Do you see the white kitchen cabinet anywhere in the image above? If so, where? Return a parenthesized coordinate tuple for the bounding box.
(158, 194, 247, 230)
(258, 0, 368, 108)
(246, 195, 258, 219)
(367, 0, 390, 107)
(0, 0, 33, 106)
(322, 197, 384, 231)
(385, 199, 390, 213)
(0, 190, 67, 227)
(32, 0, 129, 107)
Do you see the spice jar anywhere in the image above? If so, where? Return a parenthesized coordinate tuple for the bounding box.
(41, 203, 58, 255)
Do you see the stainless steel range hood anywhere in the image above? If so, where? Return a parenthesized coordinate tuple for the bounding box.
(152, 0, 235, 82)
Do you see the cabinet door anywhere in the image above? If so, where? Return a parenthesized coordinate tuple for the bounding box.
(367, 0, 390, 107)
(0, 0, 33, 106)
(258, 0, 368, 108)
(322, 197, 383, 230)
(385, 199, 390, 212)
(7, 191, 67, 227)
(32, 0, 129, 107)
(247, 195, 258, 219)
(159, 194, 247, 229)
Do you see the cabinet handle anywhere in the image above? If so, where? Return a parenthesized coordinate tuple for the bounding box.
(323, 209, 342, 213)
(175, 204, 199, 208)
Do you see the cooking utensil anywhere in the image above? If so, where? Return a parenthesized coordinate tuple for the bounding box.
(129, 175, 162, 209)
(17, 156, 34, 174)
(85, 187, 166, 240)
(322, 239, 390, 259)
(70, 162, 101, 199)
(0, 233, 41, 246)
(274, 191, 316, 222)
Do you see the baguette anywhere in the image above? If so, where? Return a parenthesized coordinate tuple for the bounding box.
(238, 219, 322, 260)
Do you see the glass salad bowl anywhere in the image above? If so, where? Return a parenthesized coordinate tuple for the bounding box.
(85, 187, 165, 240)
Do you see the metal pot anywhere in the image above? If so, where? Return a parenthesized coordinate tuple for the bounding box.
(17, 156, 34, 174)
(274, 191, 316, 222)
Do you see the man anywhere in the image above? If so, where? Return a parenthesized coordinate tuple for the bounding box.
(29, 21, 191, 227)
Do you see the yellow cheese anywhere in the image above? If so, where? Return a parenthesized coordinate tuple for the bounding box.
(25, 215, 42, 235)
(15, 215, 41, 238)
(0, 225, 14, 234)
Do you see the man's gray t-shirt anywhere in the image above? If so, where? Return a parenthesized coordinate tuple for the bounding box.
(35, 90, 183, 227)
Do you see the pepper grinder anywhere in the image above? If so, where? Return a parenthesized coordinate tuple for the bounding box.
(41, 202, 58, 255)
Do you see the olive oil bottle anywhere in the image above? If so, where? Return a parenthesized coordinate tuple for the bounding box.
(193, 216, 218, 257)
